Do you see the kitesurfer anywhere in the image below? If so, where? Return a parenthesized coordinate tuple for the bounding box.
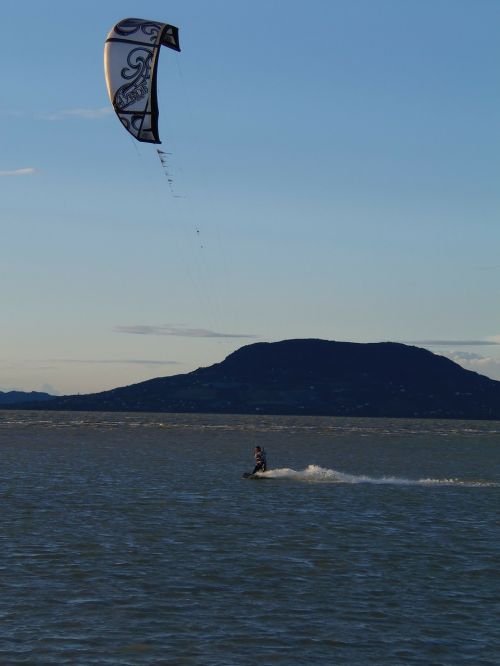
(252, 446, 267, 474)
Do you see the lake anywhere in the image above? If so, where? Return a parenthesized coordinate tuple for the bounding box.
(1, 411, 499, 664)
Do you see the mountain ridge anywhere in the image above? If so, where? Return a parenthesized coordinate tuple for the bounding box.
(0, 390, 54, 405)
(5, 339, 500, 419)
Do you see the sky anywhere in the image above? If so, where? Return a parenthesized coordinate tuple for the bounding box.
(2, 0, 500, 394)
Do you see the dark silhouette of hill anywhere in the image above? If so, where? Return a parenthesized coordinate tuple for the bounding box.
(0, 390, 54, 405)
(9, 339, 500, 419)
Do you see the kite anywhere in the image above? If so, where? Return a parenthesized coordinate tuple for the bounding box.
(104, 17, 180, 143)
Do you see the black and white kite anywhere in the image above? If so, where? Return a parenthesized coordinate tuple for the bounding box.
(104, 18, 180, 143)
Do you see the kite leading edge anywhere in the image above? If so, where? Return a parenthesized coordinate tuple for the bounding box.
(104, 17, 180, 144)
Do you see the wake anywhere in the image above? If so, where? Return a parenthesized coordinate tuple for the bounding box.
(256, 465, 496, 487)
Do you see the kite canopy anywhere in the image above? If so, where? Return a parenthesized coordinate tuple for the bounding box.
(104, 18, 180, 144)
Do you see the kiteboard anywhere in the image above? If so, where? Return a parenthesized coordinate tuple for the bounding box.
(242, 472, 270, 479)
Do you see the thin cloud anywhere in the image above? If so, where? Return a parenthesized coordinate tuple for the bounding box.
(407, 340, 500, 347)
(45, 107, 112, 121)
(446, 351, 483, 361)
(115, 325, 257, 339)
(48, 358, 181, 366)
(41, 383, 59, 395)
(2, 358, 179, 368)
(0, 167, 36, 177)
(442, 351, 500, 382)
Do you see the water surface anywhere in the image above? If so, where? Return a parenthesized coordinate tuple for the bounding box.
(1, 412, 499, 664)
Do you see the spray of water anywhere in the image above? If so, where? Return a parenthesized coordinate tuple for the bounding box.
(256, 465, 495, 487)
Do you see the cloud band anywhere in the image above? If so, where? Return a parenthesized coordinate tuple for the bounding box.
(0, 167, 36, 177)
(115, 325, 256, 339)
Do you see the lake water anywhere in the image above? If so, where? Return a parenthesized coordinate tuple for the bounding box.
(1, 411, 499, 665)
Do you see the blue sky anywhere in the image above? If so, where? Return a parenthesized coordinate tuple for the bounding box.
(2, 0, 500, 394)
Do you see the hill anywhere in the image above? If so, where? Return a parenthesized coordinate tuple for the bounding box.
(10, 339, 500, 419)
(0, 390, 54, 405)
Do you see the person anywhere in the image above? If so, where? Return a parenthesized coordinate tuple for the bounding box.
(252, 446, 267, 474)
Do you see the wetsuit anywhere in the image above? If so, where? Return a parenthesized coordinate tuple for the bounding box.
(252, 448, 267, 474)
